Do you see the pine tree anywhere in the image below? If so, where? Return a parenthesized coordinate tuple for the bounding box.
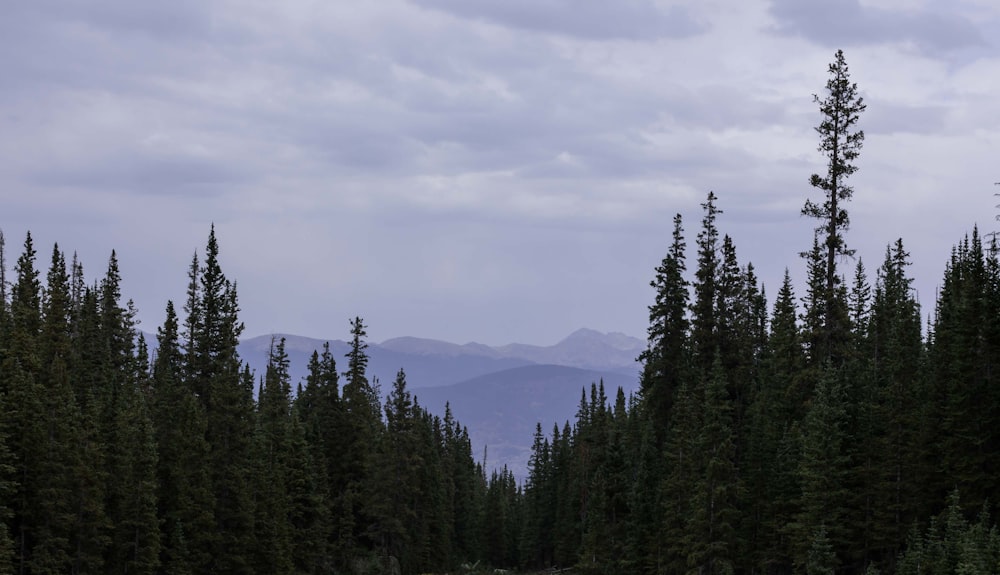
(97, 251, 159, 574)
(687, 356, 739, 575)
(295, 342, 342, 571)
(0, 237, 12, 569)
(802, 49, 866, 366)
(745, 279, 802, 573)
(368, 369, 421, 570)
(449, 421, 484, 565)
(107, 357, 161, 575)
(151, 300, 215, 573)
(639, 213, 689, 443)
(0, 393, 14, 574)
(927, 229, 1000, 511)
(522, 422, 552, 567)
(412, 409, 452, 572)
(9, 239, 99, 574)
(771, 269, 807, 422)
(0, 229, 8, 339)
(802, 234, 828, 371)
(849, 259, 872, 345)
(551, 421, 578, 567)
(661, 377, 699, 574)
(806, 525, 836, 575)
(181, 252, 200, 383)
(856, 240, 924, 567)
(483, 466, 520, 570)
(897, 491, 1000, 575)
(285, 409, 328, 575)
(340, 316, 383, 557)
(251, 337, 294, 574)
(598, 388, 631, 574)
(65, 284, 113, 574)
(794, 365, 851, 571)
(186, 227, 255, 574)
(294, 342, 341, 570)
(692, 191, 722, 373)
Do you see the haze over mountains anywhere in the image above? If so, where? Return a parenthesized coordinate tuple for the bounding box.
(237, 328, 644, 479)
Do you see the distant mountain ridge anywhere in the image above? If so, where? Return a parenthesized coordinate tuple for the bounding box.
(379, 328, 644, 373)
(238, 328, 644, 389)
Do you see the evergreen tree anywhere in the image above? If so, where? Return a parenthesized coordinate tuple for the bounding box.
(639, 213, 689, 443)
(450, 421, 484, 565)
(661, 376, 699, 574)
(107, 359, 161, 575)
(601, 388, 631, 574)
(414, 410, 452, 572)
(794, 365, 851, 571)
(0, 229, 7, 338)
(285, 409, 328, 575)
(187, 227, 255, 574)
(0, 242, 11, 566)
(65, 285, 113, 574)
(802, 49, 866, 366)
(771, 269, 807, 422)
(521, 422, 552, 567)
(294, 342, 341, 571)
(551, 421, 578, 567)
(927, 228, 1000, 511)
(483, 466, 520, 570)
(802, 234, 828, 371)
(251, 337, 294, 574)
(4, 236, 50, 572)
(687, 356, 739, 575)
(151, 300, 215, 574)
(856, 240, 924, 567)
(897, 491, 1000, 575)
(97, 251, 158, 574)
(692, 191, 722, 373)
(369, 369, 421, 570)
(340, 316, 383, 557)
(849, 258, 872, 345)
(0, 393, 14, 574)
(181, 252, 200, 382)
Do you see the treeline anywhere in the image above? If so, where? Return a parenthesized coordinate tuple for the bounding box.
(4, 211, 999, 575)
(0, 227, 516, 574)
(514, 52, 1000, 575)
(517, 198, 1000, 575)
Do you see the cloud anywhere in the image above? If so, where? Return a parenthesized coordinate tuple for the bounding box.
(865, 102, 949, 135)
(409, 0, 706, 40)
(768, 0, 985, 54)
(2, 0, 998, 348)
(31, 153, 246, 196)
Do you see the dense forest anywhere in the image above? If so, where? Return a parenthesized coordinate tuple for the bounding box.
(2, 50, 1000, 575)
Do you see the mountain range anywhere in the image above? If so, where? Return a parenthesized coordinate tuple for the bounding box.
(234, 328, 645, 480)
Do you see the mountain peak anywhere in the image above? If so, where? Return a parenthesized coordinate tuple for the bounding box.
(563, 327, 603, 340)
(561, 327, 615, 344)
(558, 328, 644, 352)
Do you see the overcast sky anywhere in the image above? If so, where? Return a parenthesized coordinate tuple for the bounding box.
(2, 0, 998, 346)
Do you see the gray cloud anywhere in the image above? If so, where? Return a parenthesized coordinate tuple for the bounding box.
(865, 102, 949, 135)
(30, 153, 246, 196)
(768, 0, 985, 53)
(1, 0, 997, 347)
(409, 0, 706, 40)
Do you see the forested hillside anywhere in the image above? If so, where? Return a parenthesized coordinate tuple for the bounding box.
(0, 228, 509, 575)
(2, 50, 1000, 575)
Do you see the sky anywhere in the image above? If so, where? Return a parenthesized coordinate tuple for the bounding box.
(1, 0, 998, 346)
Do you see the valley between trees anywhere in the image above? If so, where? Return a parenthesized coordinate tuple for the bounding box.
(3, 50, 1000, 575)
